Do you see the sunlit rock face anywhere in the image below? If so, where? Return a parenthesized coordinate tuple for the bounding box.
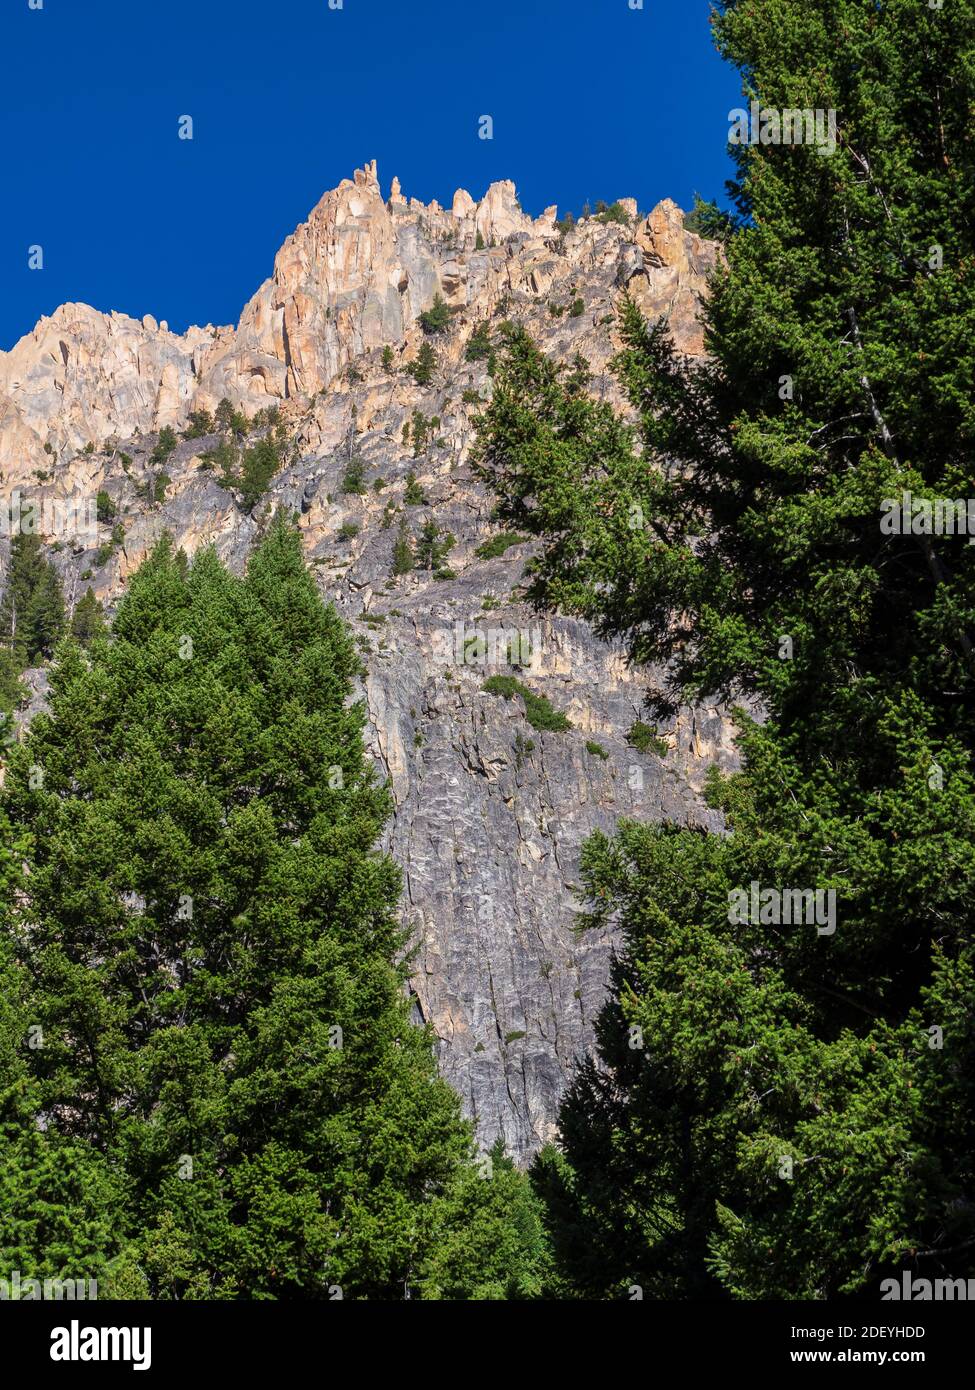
(0, 164, 730, 1161)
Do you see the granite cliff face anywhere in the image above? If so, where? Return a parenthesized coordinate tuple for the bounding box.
(0, 164, 731, 1160)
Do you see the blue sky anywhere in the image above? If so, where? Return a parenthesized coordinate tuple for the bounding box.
(0, 0, 740, 349)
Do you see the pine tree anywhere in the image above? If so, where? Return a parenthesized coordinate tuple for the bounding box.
(0, 532, 66, 668)
(404, 467, 427, 503)
(415, 520, 456, 579)
(682, 192, 737, 243)
(407, 341, 437, 386)
(0, 945, 124, 1293)
(2, 519, 528, 1298)
(215, 398, 248, 436)
(70, 586, 106, 647)
(477, 0, 975, 1298)
(465, 322, 492, 362)
(391, 517, 415, 576)
(419, 1140, 552, 1299)
(340, 456, 367, 494)
(150, 425, 178, 465)
(0, 650, 22, 734)
(238, 435, 281, 511)
(0, 806, 125, 1292)
(418, 292, 451, 335)
(184, 409, 216, 439)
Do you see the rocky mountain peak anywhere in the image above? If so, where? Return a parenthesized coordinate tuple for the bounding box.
(0, 168, 727, 1159)
(0, 163, 714, 487)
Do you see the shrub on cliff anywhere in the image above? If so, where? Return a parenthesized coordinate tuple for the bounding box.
(418, 292, 451, 335)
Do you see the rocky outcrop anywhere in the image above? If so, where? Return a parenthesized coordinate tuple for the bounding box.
(0, 164, 727, 1160)
(0, 165, 717, 486)
(0, 305, 233, 487)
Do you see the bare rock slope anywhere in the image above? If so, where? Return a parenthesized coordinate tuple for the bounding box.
(0, 165, 731, 1160)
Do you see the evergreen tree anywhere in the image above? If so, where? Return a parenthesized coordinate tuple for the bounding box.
(184, 408, 216, 439)
(238, 435, 281, 511)
(408, 412, 435, 460)
(478, 0, 975, 1298)
(2, 519, 530, 1298)
(418, 292, 451, 335)
(682, 192, 738, 243)
(0, 649, 23, 734)
(593, 201, 631, 227)
(70, 586, 107, 647)
(406, 342, 437, 386)
(392, 517, 415, 577)
(0, 942, 124, 1293)
(150, 425, 178, 466)
(0, 807, 126, 1292)
(415, 519, 456, 578)
(465, 322, 493, 362)
(215, 398, 248, 436)
(0, 532, 66, 668)
(420, 1140, 552, 1299)
(340, 456, 367, 495)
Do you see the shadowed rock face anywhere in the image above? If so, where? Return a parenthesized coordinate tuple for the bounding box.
(0, 165, 730, 1161)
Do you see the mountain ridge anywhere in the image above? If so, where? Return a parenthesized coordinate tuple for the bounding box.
(0, 162, 711, 486)
(0, 161, 731, 1160)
